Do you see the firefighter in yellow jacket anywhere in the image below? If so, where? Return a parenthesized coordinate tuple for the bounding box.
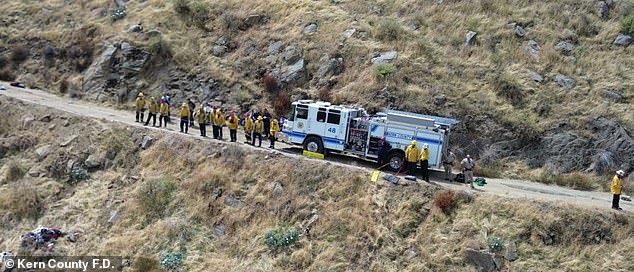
(212, 108, 225, 140)
(179, 102, 190, 134)
(195, 104, 207, 137)
(135, 92, 146, 122)
(611, 170, 625, 210)
(269, 118, 280, 149)
(144, 97, 158, 127)
(419, 144, 430, 182)
(227, 112, 239, 142)
(159, 99, 169, 128)
(404, 140, 419, 175)
(244, 113, 254, 144)
(252, 116, 264, 147)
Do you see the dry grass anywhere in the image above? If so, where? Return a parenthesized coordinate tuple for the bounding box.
(530, 170, 603, 191)
(0, 180, 44, 221)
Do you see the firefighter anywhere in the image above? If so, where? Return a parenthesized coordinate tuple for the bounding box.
(269, 117, 279, 148)
(461, 155, 476, 189)
(196, 104, 207, 137)
(135, 92, 146, 122)
(404, 140, 419, 175)
(611, 170, 625, 210)
(159, 98, 169, 128)
(187, 98, 196, 126)
(377, 136, 392, 167)
(214, 108, 225, 140)
(144, 97, 158, 127)
(179, 102, 190, 133)
(420, 144, 430, 182)
(227, 111, 239, 142)
(244, 113, 254, 144)
(253, 116, 264, 147)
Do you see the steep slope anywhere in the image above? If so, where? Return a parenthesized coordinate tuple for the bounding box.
(0, 0, 633, 180)
(1, 96, 634, 272)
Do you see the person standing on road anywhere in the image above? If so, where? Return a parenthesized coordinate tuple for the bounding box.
(611, 170, 626, 210)
(135, 92, 146, 122)
(262, 108, 272, 138)
(215, 108, 225, 140)
(252, 116, 264, 147)
(144, 97, 158, 127)
(244, 112, 254, 144)
(377, 136, 392, 167)
(210, 106, 219, 139)
(227, 111, 239, 142)
(442, 149, 456, 180)
(179, 102, 190, 134)
(269, 117, 279, 148)
(187, 98, 196, 127)
(404, 140, 419, 175)
(196, 104, 207, 137)
(461, 155, 476, 189)
(419, 144, 430, 182)
(159, 98, 169, 128)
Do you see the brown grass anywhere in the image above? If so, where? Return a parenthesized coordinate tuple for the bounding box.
(0, 180, 43, 221)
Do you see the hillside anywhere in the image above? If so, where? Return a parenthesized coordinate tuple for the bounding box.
(1, 96, 634, 271)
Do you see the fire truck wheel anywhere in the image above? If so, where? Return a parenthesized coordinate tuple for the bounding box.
(303, 136, 324, 154)
(386, 151, 405, 172)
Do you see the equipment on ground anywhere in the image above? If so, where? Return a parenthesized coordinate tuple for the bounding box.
(277, 100, 457, 172)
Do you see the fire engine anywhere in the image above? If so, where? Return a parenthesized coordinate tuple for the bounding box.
(276, 100, 458, 171)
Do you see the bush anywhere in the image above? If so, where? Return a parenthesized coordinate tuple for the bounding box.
(264, 227, 300, 250)
(42, 45, 57, 60)
(10, 47, 29, 63)
(4, 160, 27, 182)
(263, 73, 280, 93)
(317, 88, 331, 101)
(111, 6, 127, 21)
(376, 18, 403, 41)
(0, 69, 16, 81)
(137, 178, 177, 218)
(159, 250, 185, 271)
(131, 256, 160, 272)
(0, 55, 7, 69)
(493, 73, 523, 106)
(433, 190, 456, 215)
(487, 235, 505, 253)
(373, 63, 396, 80)
(59, 79, 69, 94)
(273, 90, 291, 116)
(173, 0, 191, 14)
(2, 182, 43, 220)
(68, 164, 89, 184)
(623, 14, 634, 34)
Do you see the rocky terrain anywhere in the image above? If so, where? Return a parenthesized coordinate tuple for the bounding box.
(1, 95, 634, 272)
(0, 2, 633, 179)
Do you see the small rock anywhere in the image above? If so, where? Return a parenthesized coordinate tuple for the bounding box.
(214, 223, 225, 237)
(107, 209, 121, 224)
(145, 29, 161, 37)
(272, 182, 284, 197)
(60, 135, 78, 147)
(465, 31, 478, 46)
(141, 135, 153, 149)
(464, 248, 496, 272)
(127, 23, 143, 33)
(224, 194, 240, 207)
(406, 245, 419, 258)
(283, 45, 302, 64)
(84, 154, 103, 169)
(555, 73, 575, 89)
(48, 124, 56, 130)
(504, 241, 519, 261)
(601, 89, 626, 103)
(529, 71, 544, 83)
(244, 14, 262, 26)
(613, 33, 632, 47)
(371, 50, 398, 64)
(22, 117, 35, 129)
(67, 232, 79, 242)
(35, 145, 52, 160)
(27, 168, 40, 177)
(358, 31, 369, 40)
(513, 24, 526, 37)
(597, 1, 609, 19)
(212, 45, 228, 57)
(39, 115, 52, 122)
(304, 23, 318, 34)
(130, 176, 140, 181)
(433, 95, 447, 106)
(343, 28, 356, 38)
(267, 41, 283, 55)
(525, 39, 541, 59)
(555, 41, 574, 54)
(66, 159, 77, 173)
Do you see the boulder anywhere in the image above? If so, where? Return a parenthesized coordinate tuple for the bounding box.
(343, 28, 356, 38)
(244, 14, 263, 27)
(119, 42, 151, 73)
(212, 45, 227, 57)
(433, 95, 447, 106)
(554, 73, 575, 89)
(464, 249, 497, 272)
(597, 1, 609, 19)
(316, 54, 344, 78)
(525, 40, 541, 59)
(282, 45, 302, 64)
(127, 23, 143, 33)
(27, 167, 41, 177)
(35, 145, 52, 160)
(601, 89, 626, 103)
(613, 33, 632, 47)
(371, 50, 398, 64)
(267, 41, 283, 55)
(272, 182, 284, 197)
(84, 154, 103, 169)
(529, 71, 544, 83)
(465, 31, 478, 46)
(555, 41, 574, 54)
(280, 58, 307, 84)
(304, 23, 318, 34)
(141, 135, 153, 149)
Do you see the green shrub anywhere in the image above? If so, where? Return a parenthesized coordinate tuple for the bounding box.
(493, 73, 524, 106)
(68, 164, 89, 184)
(622, 14, 634, 34)
(264, 227, 300, 250)
(159, 250, 185, 271)
(137, 178, 177, 218)
(111, 6, 127, 21)
(376, 18, 403, 41)
(373, 63, 396, 80)
(487, 235, 505, 253)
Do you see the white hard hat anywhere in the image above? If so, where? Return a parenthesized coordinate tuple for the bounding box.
(616, 170, 625, 176)
(423, 144, 429, 149)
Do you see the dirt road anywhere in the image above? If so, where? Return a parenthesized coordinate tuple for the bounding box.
(1, 82, 630, 212)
